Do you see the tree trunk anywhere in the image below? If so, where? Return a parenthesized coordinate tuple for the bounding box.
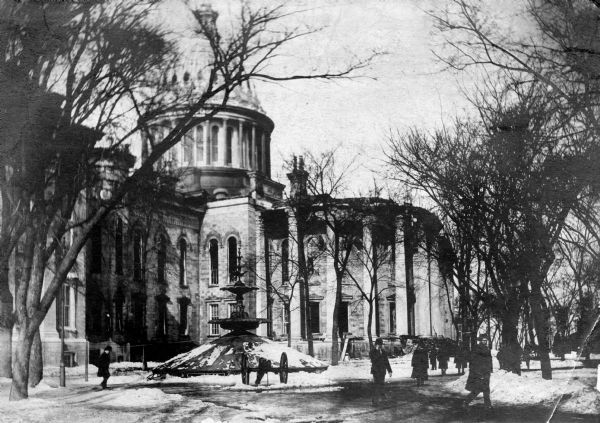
(331, 276, 342, 366)
(28, 329, 43, 387)
(10, 326, 34, 400)
(0, 261, 13, 378)
(286, 303, 292, 348)
(530, 282, 553, 380)
(296, 218, 314, 356)
(499, 294, 522, 375)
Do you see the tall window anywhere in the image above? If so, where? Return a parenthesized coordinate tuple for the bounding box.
(115, 218, 123, 275)
(157, 234, 167, 284)
(114, 290, 124, 332)
(309, 302, 320, 334)
(133, 229, 143, 281)
(210, 126, 219, 164)
(179, 238, 187, 287)
(179, 298, 189, 337)
(281, 239, 289, 282)
(339, 302, 349, 334)
(257, 129, 263, 172)
(157, 297, 168, 337)
(209, 239, 219, 285)
(183, 128, 194, 166)
(282, 306, 290, 335)
(196, 125, 204, 165)
(209, 303, 219, 336)
(228, 237, 237, 282)
(389, 302, 396, 334)
(90, 224, 102, 274)
(226, 127, 233, 166)
(62, 284, 74, 328)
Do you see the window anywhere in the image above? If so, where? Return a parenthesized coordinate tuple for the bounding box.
(339, 302, 349, 334)
(115, 218, 123, 275)
(90, 224, 102, 274)
(228, 237, 237, 282)
(114, 290, 124, 332)
(210, 126, 219, 164)
(62, 284, 75, 329)
(281, 239, 289, 282)
(228, 303, 236, 319)
(209, 239, 219, 285)
(157, 297, 168, 337)
(209, 304, 219, 336)
(196, 125, 204, 165)
(179, 299, 189, 337)
(389, 301, 396, 334)
(179, 238, 187, 287)
(133, 229, 143, 281)
(256, 129, 263, 172)
(226, 127, 233, 166)
(282, 306, 290, 336)
(309, 302, 320, 334)
(157, 234, 167, 284)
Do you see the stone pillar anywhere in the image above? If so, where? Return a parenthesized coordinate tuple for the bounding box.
(266, 134, 271, 178)
(202, 122, 209, 164)
(232, 121, 240, 168)
(362, 225, 375, 339)
(255, 213, 267, 337)
(413, 246, 430, 336)
(395, 217, 408, 335)
(251, 124, 256, 170)
(261, 132, 266, 174)
(218, 118, 227, 166)
(287, 211, 303, 340)
(325, 225, 336, 341)
(192, 125, 198, 166)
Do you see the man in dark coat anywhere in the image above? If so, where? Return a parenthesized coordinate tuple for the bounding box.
(463, 335, 493, 409)
(429, 346, 438, 370)
(97, 345, 112, 389)
(438, 345, 449, 376)
(370, 337, 392, 405)
(455, 344, 466, 375)
(411, 342, 429, 386)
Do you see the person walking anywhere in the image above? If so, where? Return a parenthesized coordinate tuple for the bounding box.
(97, 345, 112, 389)
(411, 341, 429, 387)
(370, 337, 392, 405)
(438, 345, 449, 376)
(429, 346, 438, 371)
(463, 335, 493, 410)
(455, 344, 466, 375)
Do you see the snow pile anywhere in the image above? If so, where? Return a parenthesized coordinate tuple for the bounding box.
(444, 369, 600, 414)
(100, 388, 184, 408)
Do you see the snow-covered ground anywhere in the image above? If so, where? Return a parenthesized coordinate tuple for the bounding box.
(0, 355, 597, 422)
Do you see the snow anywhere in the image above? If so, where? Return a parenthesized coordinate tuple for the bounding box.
(444, 369, 600, 414)
(98, 388, 184, 408)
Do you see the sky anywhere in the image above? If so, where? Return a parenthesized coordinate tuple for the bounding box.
(155, 0, 527, 200)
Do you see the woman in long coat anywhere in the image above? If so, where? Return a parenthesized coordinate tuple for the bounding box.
(411, 342, 429, 386)
(463, 336, 493, 409)
(97, 345, 112, 389)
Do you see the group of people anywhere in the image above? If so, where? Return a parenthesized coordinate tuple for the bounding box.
(370, 335, 493, 409)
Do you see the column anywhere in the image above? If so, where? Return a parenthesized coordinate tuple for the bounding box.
(218, 118, 227, 166)
(202, 121, 209, 164)
(362, 225, 376, 339)
(251, 124, 256, 170)
(266, 134, 271, 178)
(395, 216, 408, 335)
(261, 132, 266, 174)
(239, 121, 245, 168)
(192, 125, 197, 166)
(232, 120, 240, 168)
(325, 225, 336, 341)
(287, 211, 303, 340)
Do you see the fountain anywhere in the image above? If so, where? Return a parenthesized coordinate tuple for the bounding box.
(151, 248, 328, 384)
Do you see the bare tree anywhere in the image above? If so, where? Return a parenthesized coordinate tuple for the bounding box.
(0, 1, 375, 399)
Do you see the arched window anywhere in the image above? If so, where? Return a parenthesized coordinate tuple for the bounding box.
(228, 237, 238, 282)
(226, 127, 233, 166)
(196, 125, 204, 165)
(281, 239, 289, 282)
(133, 228, 143, 281)
(179, 238, 187, 287)
(209, 239, 219, 285)
(115, 218, 123, 275)
(210, 126, 219, 164)
(157, 234, 167, 284)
